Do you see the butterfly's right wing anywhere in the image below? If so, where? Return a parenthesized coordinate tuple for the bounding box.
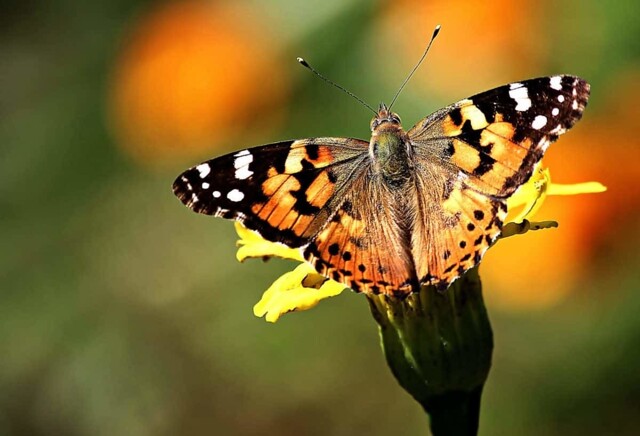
(406, 75, 590, 289)
(408, 75, 590, 197)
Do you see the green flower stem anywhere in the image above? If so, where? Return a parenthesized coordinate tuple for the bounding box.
(367, 268, 492, 435)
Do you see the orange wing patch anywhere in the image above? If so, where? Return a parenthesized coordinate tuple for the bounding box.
(304, 170, 335, 209)
(440, 103, 543, 197)
(284, 139, 338, 172)
(247, 141, 348, 239)
(412, 176, 506, 289)
(252, 175, 301, 227)
(449, 139, 482, 174)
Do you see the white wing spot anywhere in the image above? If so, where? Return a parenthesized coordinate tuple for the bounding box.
(202, 182, 210, 189)
(234, 150, 254, 180)
(196, 164, 211, 178)
(572, 99, 579, 110)
(557, 94, 565, 103)
(191, 193, 199, 203)
(552, 107, 560, 116)
(509, 86, 532, 111)
(550, 124, 565, 135)
(509, 82, 523, 90)
(235, 167, 253, 180)
(227, 189, 244, 202)
(212, 190, 221, 198)
(550, 76, 563, 91)
(531, 115, 547, 130)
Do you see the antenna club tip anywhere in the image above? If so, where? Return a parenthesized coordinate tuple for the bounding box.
(297, 57, 308, 66)
(433, 24, 441, 35)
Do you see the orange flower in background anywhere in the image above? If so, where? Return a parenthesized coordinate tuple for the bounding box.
(376, 1, 637, 310)
(109, 0, 289, 163)
(378, 0, 542, 99)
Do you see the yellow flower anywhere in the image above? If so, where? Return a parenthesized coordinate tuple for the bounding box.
(505, 163, 606, 224)
(238, 163, 605, 322)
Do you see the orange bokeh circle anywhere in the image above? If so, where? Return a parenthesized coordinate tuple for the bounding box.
(110, 1, 289, 163)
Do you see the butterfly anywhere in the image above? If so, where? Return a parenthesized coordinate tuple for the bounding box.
(173, 74, 590, 297)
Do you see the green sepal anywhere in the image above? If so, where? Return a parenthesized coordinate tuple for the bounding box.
(367, 268, 492, 435)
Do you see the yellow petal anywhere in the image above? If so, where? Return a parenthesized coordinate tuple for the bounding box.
(547, 181, 607, 196)
(235, 221, 304, 262)
(253, 263, 347, 322)
(506, 164, 550, 223)
(506, 162, 606, 224)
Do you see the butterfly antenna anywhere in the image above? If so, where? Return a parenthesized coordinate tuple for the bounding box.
(297, 57, 377, 115)
(388, 24, 441, 110)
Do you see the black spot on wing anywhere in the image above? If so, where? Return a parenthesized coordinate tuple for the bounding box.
(473, 147, 495, 177)
(328, 243, 340, 256)
(459, 119, 483, 145)
(472, 99, 497, 123)
(449, 107, 463, 126)
(290, 188, 321, 215)
(341, 199, 362, 220)
(306, 142, 319, 160)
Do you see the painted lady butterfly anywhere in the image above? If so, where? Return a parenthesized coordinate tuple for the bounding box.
(173, 73, 589, 297)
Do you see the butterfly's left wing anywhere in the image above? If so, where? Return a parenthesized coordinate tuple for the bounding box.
(173, 138, 370, 248)
(174, 137, 423, 295)
(407, 75, 590, 288)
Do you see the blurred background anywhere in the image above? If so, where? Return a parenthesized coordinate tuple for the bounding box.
(1, 0, 638, 434)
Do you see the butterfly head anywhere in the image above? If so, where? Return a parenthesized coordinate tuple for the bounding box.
(370, 103, 402, 132)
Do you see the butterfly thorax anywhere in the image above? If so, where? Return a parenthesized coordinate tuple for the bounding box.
(369, 104, 412, 185)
